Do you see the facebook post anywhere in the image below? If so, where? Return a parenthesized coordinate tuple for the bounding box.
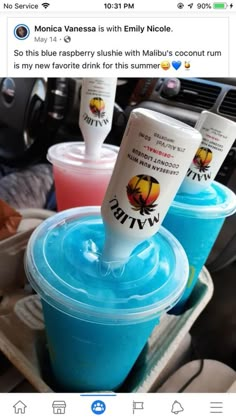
(0, 0, 236, 418)
(7, 17, 228, 76)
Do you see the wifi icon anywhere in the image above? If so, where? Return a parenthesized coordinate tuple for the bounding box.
(42, 2, 50, 8)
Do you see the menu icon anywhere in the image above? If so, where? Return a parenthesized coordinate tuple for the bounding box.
(210, 401, 223, 414)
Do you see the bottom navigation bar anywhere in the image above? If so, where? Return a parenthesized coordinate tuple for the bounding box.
(1, 393, 235, 419)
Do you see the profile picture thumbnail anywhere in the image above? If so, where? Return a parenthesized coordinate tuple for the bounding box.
(14, 24, 30, 40)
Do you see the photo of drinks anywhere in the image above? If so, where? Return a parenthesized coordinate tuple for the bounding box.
(0, 77, 236, 393)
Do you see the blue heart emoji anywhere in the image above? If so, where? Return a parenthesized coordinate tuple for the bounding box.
(172, 61, 182, 70)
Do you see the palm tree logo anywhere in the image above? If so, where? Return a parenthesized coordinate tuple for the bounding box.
(126, 174, 160, 216)
(193, 147, 213, 173)
(89, 97, 106, 118)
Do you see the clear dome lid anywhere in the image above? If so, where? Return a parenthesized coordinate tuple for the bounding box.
(47, 142, 119, 170)
(25, 207, 189, 324)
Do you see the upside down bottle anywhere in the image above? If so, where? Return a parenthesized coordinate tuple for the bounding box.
(101, 108, 202, 263)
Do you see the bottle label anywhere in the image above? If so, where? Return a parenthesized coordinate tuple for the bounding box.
(79, 78, 116, 130)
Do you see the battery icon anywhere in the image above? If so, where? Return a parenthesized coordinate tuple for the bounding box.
(213, 2, 228, 8)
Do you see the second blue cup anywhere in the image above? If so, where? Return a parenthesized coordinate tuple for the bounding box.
(163, 181, 236, 314)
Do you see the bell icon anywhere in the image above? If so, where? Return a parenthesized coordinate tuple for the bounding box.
(171, 401, 184, 414)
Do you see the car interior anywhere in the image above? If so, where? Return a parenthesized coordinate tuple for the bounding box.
(0, 77, 235, 392)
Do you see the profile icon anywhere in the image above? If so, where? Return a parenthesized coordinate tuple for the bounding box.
(14, 24, 30, 40)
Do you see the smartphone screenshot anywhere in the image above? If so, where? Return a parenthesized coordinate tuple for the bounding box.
(0, 1, 236, 418)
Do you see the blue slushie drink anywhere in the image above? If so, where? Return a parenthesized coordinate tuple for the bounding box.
(25, 109, 203, 391)
(25, 206, 189, 391)
(164, 111, 236, 314)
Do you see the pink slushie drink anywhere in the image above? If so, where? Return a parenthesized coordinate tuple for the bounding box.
(47, 142, 118, 211)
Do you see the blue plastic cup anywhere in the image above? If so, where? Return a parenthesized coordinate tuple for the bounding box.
(25, 207, 189, 391)
(163, 181, 236, 314)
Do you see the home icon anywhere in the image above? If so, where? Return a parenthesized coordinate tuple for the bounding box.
(52, 401, 66, 414)
(13, 401, 27, 414)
